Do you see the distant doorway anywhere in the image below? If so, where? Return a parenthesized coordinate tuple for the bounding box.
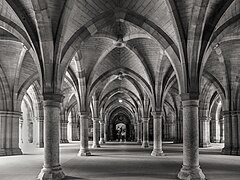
(116, 123, 126, 142)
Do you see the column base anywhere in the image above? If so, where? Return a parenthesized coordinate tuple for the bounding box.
(212, 139, 220, 143)
(137, 140, 142, 144)
(141, 141, 149, 148)
(99, 139, 105, 144)
(151, 149, 164, 156)
(222, 147, 232, 155)
(77, 148, 91, 156)
(219, 138, 224, 143)
(199, 142, 211, 148)
(231, 147, 238, 155)
(60, 139, 69, 143)
(174, 139, 183, 144)
(36, 142, 44, 148)
(91, 143, 101, 148)
(0, 148, 23, 156)
(37, 165, 65, 180)
(178, 165, 206, 180)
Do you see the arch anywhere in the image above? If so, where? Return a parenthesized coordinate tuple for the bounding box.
(59, 9, 183, 94)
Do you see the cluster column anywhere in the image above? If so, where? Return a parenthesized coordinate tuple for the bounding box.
(99, 120, 105, 144)
(151, 111, 164, 156)
(141, 117, 149, 148)
(77, 112, 91, 156)
(38, 94, 65, 180)
(178, 97, 206, 180)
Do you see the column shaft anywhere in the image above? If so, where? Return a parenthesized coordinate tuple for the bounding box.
(231, 114, 238, 154)
(151, 112, 164, 156)
(141, 118, 149, 148)
(137, 122, 142, 144)
(78, 112, 91, 156)
(92, 118, 100, 148)
(219, 119, 224, 143)
(211, 120, 220, 143)
(104, 123, 107, 142)
(35, 102, 44, 148)
(60, 122, 69, 143)
(178, 99, 206, 180)
(199, 117, 210, 147)
(38, 97, 65, 180)
(99, 121, 105, 144)
(0, 111, 22, 156)
(222, 114, 232, 154)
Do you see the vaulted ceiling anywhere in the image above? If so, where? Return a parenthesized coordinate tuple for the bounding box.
(0, 0, 239, 118)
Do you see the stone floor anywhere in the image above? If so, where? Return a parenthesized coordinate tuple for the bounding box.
(0, 142, 239, 180)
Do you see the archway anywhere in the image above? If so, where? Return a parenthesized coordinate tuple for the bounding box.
(109, 113, 133, 142)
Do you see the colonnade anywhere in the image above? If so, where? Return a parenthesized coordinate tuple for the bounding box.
(0, 93, 233, 180)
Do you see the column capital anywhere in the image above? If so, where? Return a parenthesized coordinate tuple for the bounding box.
(181, 99, 199, 107)
(78, 111, 89, 118)
(200, 116, 211, 122)
(43, 93, 64, 102)
(0, 111, 22, 118)
(92, 117, 100, 122)
(223, 110, 240, 116)
(43, 93, 64, 108)
(180, 93, 199, 101)
(219, 118, 224, 123)
(151, 111, 163, 119)
(99, 119, 105, 124)
(141, 117, 150, 122)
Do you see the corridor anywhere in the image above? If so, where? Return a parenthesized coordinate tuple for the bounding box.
(0, 142, 239, 180)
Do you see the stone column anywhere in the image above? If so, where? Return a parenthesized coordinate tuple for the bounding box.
(199, 116, 210, 147)
(37, 116, 44, 148)
(92, 118, 100, 148)
(19, 117, 24, 144)
(238, 114, 240, 155)
(60, 121, 68, 143)
(137, 121, 142, 144)
(0, 111, 23, 156)
(210, 119, 220, 143)
(35, 102, 44, 148)
(178, 98, 206, 180)
(99, 120, 105, 144)
(77, 112, 91, 156)
(60, 110, 69, 143)
(104, 122, 107, 142)
(38, 94, 65, 180)
(222, 113, 231, 154)
(141, 118, 149, 148)
(151, 112, 164, 156)
(174, 118, 183, 143)
(231, 114, 238, 155)
(219, 118, 224, 143)
(72, 121, 79, 141)
(134, 123, 137, 141)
